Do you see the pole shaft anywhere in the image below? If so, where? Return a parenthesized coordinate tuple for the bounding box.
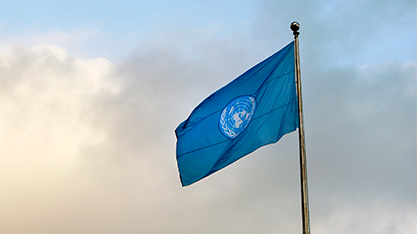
(292, 22, 311, 234)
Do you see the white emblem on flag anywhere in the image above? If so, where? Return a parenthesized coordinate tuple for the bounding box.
(219, 96, 256, 139)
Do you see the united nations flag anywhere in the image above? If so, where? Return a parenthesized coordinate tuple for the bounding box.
(175, 42, 299, 186)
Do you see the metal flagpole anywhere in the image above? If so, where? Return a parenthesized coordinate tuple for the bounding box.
(290, 21, 311, 234)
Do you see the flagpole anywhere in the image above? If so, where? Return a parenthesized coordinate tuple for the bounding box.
(291, 21, 311, 234)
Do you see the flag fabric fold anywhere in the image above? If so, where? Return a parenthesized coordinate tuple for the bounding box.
(175, 41, 299, 186)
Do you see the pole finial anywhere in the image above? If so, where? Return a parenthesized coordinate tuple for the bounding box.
(290, 21, 300, 36)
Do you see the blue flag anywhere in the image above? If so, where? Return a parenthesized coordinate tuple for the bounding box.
(175, 42, 299, 186)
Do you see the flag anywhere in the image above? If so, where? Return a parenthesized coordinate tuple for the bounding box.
(175, 41, 299, 186)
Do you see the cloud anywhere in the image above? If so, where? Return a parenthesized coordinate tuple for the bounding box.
(0, 44, 120, 166)
(0, 44, 122, 233)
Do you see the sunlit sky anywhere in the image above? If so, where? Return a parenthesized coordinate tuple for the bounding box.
(1, 1, 416, 233)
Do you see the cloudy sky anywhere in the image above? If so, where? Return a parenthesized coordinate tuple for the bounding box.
(1, 0, 416, 233)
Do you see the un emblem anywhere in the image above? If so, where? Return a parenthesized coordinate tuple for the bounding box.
(219, 96, 257, 139)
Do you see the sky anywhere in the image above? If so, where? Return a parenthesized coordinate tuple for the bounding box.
(0, 0, 416, 233)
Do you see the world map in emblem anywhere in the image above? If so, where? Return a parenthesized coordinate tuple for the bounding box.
(219, 96, 257, 139)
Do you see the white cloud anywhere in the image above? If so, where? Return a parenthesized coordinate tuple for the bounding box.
(0, 44, 121, 156)
(0, 45, 123, 233)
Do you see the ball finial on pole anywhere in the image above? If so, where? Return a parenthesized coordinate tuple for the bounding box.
(290, 21, 300, 32)
(290, 21, 300, 37)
